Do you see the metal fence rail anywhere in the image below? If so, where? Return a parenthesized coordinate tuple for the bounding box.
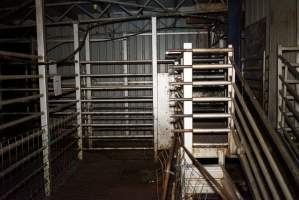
(232, 54, 299, 199)
(0, 50, 80, 199)
(277, 45, 299, 161)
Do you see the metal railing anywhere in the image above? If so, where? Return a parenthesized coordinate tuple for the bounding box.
(0, 50, 80, 199)
(231, 54, 299, 199)
(277, 45, 299, 161)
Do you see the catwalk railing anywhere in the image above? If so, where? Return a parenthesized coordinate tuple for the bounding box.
(0, 50, 80, 199)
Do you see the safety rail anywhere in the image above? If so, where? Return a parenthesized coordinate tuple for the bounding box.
(0, 50, 81, 199)
(232, 54, 299, 199)
(277, 45, 299, 161)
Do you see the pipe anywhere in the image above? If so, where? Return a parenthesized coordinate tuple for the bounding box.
(0, 75, 42, 80)
(232, 60, 299, 188)
(80, 73, 152, 77)
(233, 88, 292, 199)
(80, 59, 173, 64)
(182, 145, 236, 200)
(233, 115, 272, 200)
(0, 94, 43, 106)
(0, 113, 42, 130)
(83, 147, 153, 150)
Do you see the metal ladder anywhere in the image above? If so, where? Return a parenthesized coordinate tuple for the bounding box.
(169, 43, 236, 195)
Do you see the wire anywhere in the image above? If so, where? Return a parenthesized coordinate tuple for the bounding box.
(54, 13, 225, 65)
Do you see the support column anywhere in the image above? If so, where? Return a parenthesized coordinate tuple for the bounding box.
(122, 37, 129, 136)
(73, 23, 83, 160)
(35, 0, 51, 196)
(183, 43, 193, 155)
(152, 16, 158, 158)
(85, 32, 92, 148)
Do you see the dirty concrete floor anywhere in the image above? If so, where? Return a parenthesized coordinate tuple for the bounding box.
(50, 151, 158, 200)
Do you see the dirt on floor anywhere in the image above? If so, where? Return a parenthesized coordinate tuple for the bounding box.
(50, 150, 159, 200)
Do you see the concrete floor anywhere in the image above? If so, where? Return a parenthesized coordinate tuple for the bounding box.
(50, 150, 158, 200)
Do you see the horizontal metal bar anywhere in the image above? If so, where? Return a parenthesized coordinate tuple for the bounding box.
(281, 46, 299, 51)
(0, 130, 42, 155)
(82, 111, 152, 115)
(171, 113, 230, 118)
(171, 81, 231, 86)
(82, 124, 153, 127)
(193, 113, 230, 118)
(0, 113, 42, 130)
(83, 135, 153, 139)
(0, 50, 40, 60)
(88, 117, 153, 120)
(170, 97, 231, 102)
(81, 86, 152, 90)
(0, 94, 43, 106)
(0, 146, 44, 178)
(0, 88, 39, 91)
(0, 75, 42, 80)
(193, 143, 228, 147)
(83, 147, 153, 150)
(193, 128, 230, 133)
(92, 81, 153, 84)
(80, 59, 173, 64)
(171, 64, 232, 69)
(166, 48, 233, 54)
(0, 112, 41, 115)
(81, 99, 152, 102)
(49, 101, 77, 113)
(48, 99, 77, 103)
(80, 73, 152, 77)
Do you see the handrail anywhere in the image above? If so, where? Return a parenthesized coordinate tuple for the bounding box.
(231, 57, 299, 199)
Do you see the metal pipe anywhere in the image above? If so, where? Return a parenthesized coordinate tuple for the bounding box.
(0, 113, 42, 130)
(49, 101, 77, 113)
(81, 99, 152, 102)
(0, 94, 43, 106)
(0, 146, 44, 178)
(80, 73, 152, 77)
(0, 75, 42, 80)
(84, 135, 153, 138)
(83, 147, 153, 150)
(233, 88, 292, 199)
(80, 59, 173, 64)
(0, 50, 40, 60)
(233, 115, 272, 200)
(232, 130, 262, 200)
(161, 135, 177, 200)
(82, 123, 153, 127)
(182, 145, 236, 200)
(82, 111, 152, 115)
(0, 130, 42, 155)
(81, 86, 152, 90)
(232, 61, 299, 188)
(166, 48, 233, 54)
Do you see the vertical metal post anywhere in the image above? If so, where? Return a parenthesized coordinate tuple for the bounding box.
(227, 45, 236, 156)
(262, 50, 266, 110)
(183, 43, 193, 155)
(85, 32, 92, 148)
(123, 37, 129, 136)
(73, 23, 83, 160)
(277, 45, 283, 129)
(35, 0, 51, 196)
(152, 16, 158, 158)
